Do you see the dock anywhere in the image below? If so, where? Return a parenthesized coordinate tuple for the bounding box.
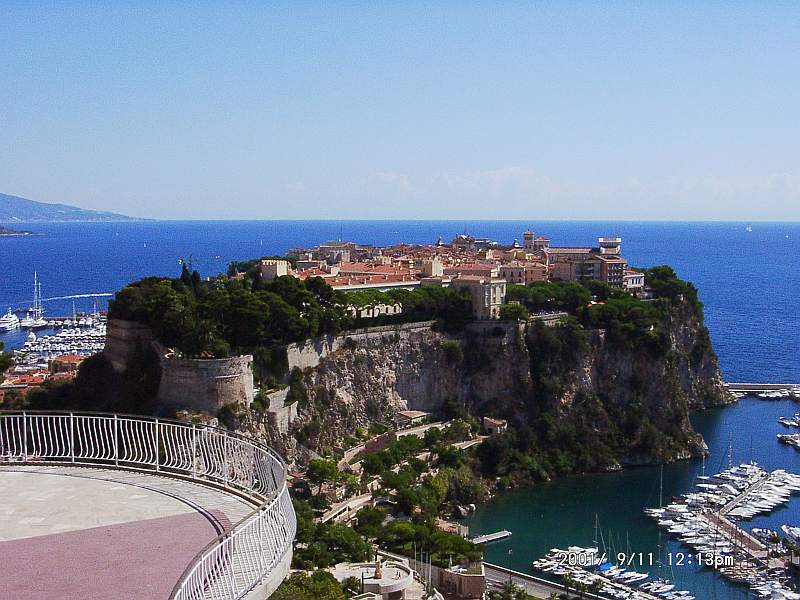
(726, 382, 800, 394)
(472, 530, 512, 544)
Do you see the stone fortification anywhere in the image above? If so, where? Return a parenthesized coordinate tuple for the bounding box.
(104, 318, 254, 414)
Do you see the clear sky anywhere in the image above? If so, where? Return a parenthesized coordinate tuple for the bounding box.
(2, 2, 799, 220)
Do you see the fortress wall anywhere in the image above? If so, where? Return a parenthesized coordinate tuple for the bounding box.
(103, 319, 156, 372)
(156, 355, 255, 414)
(286, 321, 435, 372)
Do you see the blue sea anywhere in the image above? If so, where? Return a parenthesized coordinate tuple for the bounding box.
(2, 220, 799, 599)
(2, 220, 798, 383)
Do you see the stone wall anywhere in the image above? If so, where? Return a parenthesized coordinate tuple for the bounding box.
(156, 355, 255, 413)
(286, 321, 435, 372)
(104, 318, 157, 372)
(261, 387, 298, 434)
(104, 318, 256, 414)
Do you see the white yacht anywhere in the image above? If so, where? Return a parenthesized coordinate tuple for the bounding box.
(781, 525, 800, 545)
(0, 308, 20, 331)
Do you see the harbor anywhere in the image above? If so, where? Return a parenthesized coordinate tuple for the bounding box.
(466, 396, 800, 600)
(727, 384, 800, 401)
(646, 463, 800, 598)
(0, 273, 109, 400)
(531, 546, 692, 600)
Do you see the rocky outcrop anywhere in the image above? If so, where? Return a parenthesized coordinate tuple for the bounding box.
(270, 299, 729, 466)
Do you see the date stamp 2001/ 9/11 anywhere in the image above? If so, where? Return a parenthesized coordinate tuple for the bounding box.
(554, 550, 735, 569)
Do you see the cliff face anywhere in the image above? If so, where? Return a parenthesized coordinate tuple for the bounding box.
(276, 298, 729, 468)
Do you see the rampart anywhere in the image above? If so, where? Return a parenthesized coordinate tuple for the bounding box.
(285, 321, 435, 371)
(156, 355, 255, 413)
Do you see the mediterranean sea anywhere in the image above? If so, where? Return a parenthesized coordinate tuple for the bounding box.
(1, 220, 799, 598)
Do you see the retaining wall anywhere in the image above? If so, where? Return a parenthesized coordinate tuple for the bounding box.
(286, 321, 435, 372)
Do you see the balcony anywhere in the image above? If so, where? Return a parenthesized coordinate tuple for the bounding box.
(0, 412, 296, 599)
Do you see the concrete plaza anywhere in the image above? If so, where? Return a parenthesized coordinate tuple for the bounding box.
(0, 465, 254, 599)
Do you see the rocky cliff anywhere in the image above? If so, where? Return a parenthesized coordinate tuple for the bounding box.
(267, 297, 729, 468)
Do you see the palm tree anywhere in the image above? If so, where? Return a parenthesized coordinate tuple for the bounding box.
(500, 580, 521, 600)
(562, 573, 575, 597)
(576, 582, 588, 599)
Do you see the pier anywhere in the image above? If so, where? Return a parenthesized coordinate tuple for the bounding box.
(726, 382, 800, 394)
(471, 530, 512, 544)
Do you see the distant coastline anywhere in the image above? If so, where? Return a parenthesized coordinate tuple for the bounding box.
(0, 192, 142, 222)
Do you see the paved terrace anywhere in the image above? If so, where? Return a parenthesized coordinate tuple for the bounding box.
(0, 465, 255, 600)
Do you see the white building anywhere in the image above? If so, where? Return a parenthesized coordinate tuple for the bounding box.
(260, 259, 289, 281)
(623, 269, 645, 294)
(451, 276, 507, 320)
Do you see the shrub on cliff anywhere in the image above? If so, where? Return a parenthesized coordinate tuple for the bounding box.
(506, 281, 591, 313)
(108, 267, 350, 376)
(441, 339, 463, 363)
(345, 286, 473, 330)
(499, 302, 530, 321)
(645, 265, 703, 313)
(0, 341, 11, 382)
(272, 572, 345, 600)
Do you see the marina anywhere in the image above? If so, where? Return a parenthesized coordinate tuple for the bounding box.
(531, 546, 693, 600)
(11, 321, 106, 368)
(646, 463, 800, 598)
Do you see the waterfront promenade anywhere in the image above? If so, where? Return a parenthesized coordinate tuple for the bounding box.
(484, 562, 663, 600)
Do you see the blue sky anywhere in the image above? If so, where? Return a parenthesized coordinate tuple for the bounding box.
(1, 2, 799, 220)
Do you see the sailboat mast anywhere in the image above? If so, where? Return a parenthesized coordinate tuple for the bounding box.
(657, 464, 664, 579)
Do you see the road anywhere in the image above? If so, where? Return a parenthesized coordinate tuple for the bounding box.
(484, 563, 606, 600)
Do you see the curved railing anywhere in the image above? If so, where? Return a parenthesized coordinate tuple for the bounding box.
(0, 411, 296, 599)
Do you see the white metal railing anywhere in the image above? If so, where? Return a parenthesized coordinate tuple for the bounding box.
(0, 411, 295, 600)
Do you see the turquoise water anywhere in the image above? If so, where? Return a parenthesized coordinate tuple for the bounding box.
(466, 397, 800, 599)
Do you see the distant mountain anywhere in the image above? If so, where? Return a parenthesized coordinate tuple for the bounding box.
(0, 193, 141, 222)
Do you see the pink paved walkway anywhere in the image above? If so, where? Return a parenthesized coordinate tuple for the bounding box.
(0, 510, 226, 599)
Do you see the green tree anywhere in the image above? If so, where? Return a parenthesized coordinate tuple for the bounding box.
(292, 498, 315, 544)
(272, 572, 345, 600)
(0, 341, 13, 382)
(306, 458, 341, 494)
(341, 576, 362, 596)
(499, 303, 529, 321)
(354, 506, 386, 538)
